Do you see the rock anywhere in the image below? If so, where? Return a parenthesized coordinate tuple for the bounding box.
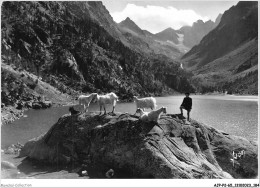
(82, 170, 88, 176)
(25, 101, 33, 108)
(32, 101, 52, 109)
(16, 101, 24, 110)
(1, 161, 16, 169)
(32, 102, 42, 109)
(19, 113, 258, 179)
(105, 169, 114, 178)
(41, 101, 52, 108)
(5, 148, 15, 154)
(5, 143, 23, 155)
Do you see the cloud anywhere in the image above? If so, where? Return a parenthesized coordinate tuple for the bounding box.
(111, 4, 209, 34)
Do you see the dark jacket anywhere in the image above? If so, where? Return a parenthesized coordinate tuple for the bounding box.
(181, 97, 192, 110)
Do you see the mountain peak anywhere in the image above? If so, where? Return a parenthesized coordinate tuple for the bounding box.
(196, 20, 204, 24)
(123, 17, 133, 23)
(155, 27, 176, 35)
(120, 17, 134, 25)
(164, 27, 175, 32)
(215, 13, 223, 22)
(119, 17, 145, 36)
(154, 27, 179, 44)
(205, 20, 214, 24)
(214, 13, 223, 27)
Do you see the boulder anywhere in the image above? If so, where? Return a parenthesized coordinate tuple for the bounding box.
(19, 113, 258, 179)
(41, 101, 52, 108)
(32, 102, 42, 109)
(16, 101, 24, 110)
(25, 101, 33, 108)
(5, 143, 24, 155)
(31, 101, 52, 109)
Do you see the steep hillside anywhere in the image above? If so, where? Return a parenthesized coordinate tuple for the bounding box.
(1, 61, 74, 124)
(1, 1, 195, 108)
(191, 39, 258, 94)
(182, 2, 257, 68)
(181, 1, 258, 94)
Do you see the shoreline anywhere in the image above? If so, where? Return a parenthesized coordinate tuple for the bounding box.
(1, 101, 75, 126)
(2, 93, 257, 126)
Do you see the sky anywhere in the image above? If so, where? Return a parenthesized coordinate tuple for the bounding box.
(102, 1, 239, 34)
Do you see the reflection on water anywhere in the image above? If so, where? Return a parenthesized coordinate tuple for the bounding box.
(1, 95, 258, 148)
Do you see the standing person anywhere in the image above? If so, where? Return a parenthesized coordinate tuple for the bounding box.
(180, 92, 192, 121)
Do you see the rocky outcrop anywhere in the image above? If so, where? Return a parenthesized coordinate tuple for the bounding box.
(32, 101, 52, 109)
(19, 113, 258, 179)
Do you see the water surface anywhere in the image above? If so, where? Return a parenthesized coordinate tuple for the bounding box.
(1, 95, 258, 148)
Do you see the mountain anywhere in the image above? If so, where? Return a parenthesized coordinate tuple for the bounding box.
(152, 15, 223, 50)
(178, 19, 217, 48)
(1, 1, 195, 110)
(118, 17, 184, 57)
(119, 17, 145, 36)
(181, 1, 258, 94)
(214, 13, 223, 27)
(154, 27, 179, 44)
(117, 14, 223, 55)
(143, 30, 154, 38)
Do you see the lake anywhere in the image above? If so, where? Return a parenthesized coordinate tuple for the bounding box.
(1, 95, 258, 149)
